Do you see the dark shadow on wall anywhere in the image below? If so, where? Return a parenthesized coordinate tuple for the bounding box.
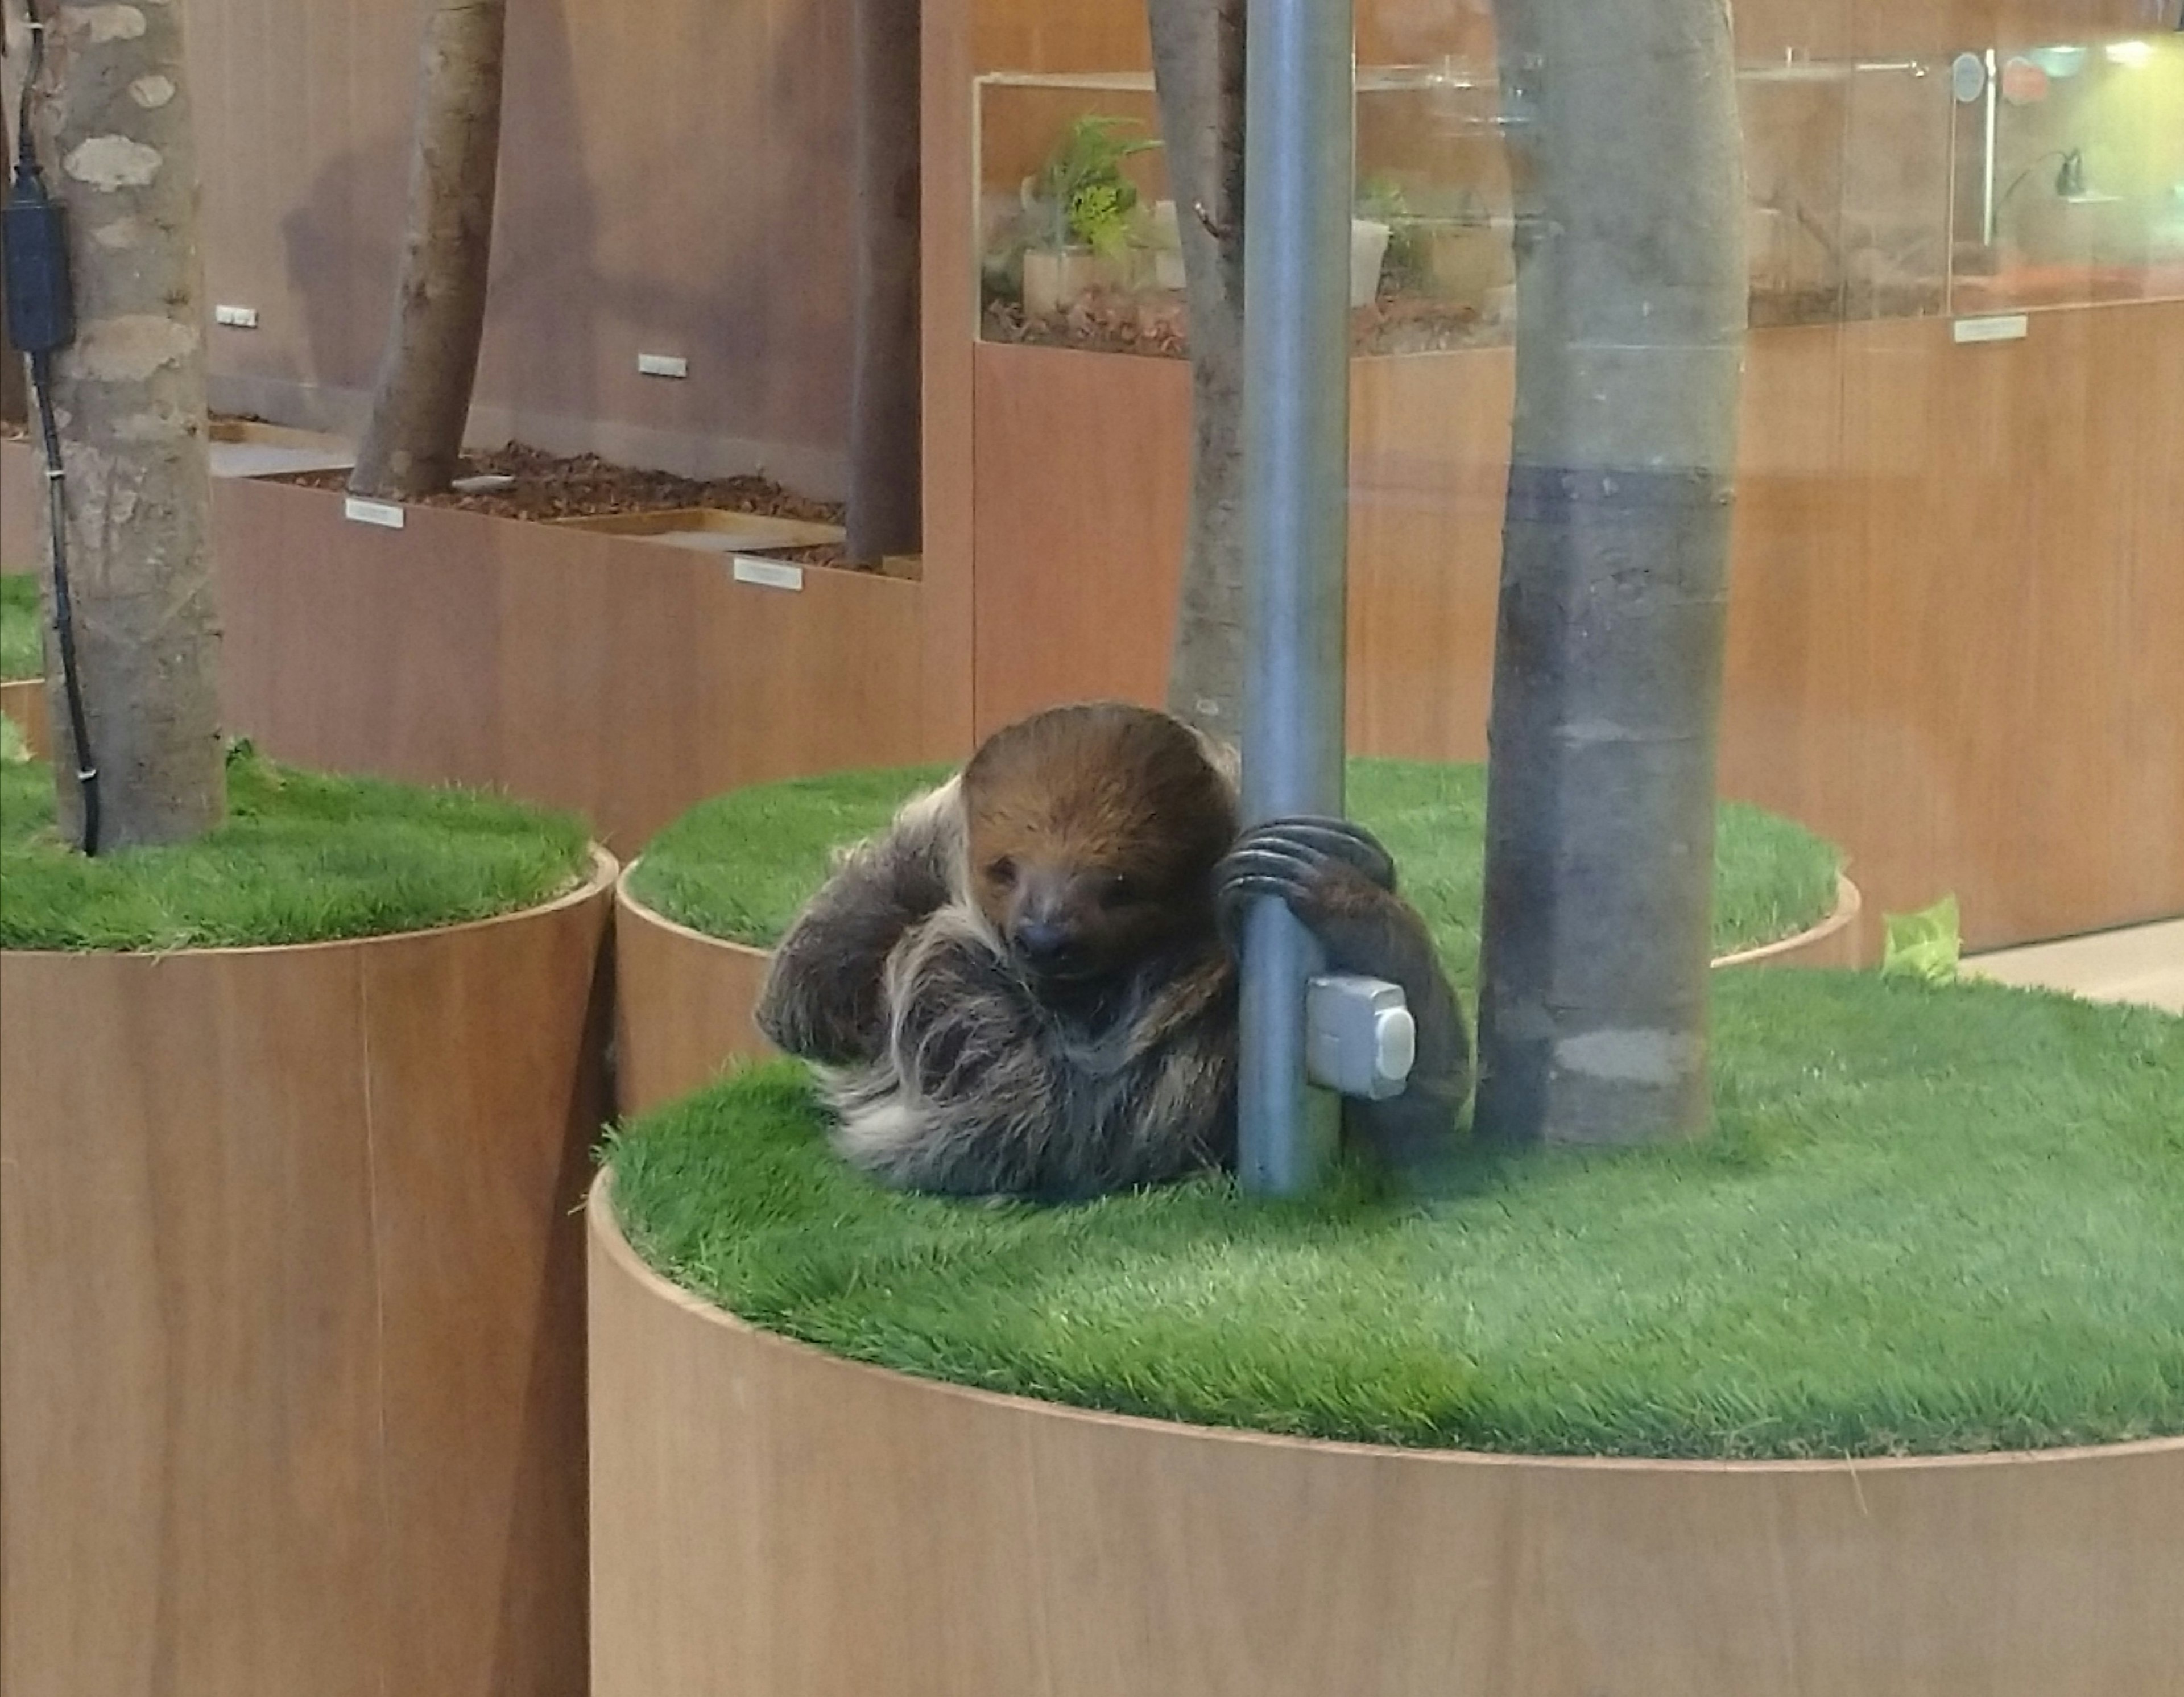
(280, 135, 407, 402)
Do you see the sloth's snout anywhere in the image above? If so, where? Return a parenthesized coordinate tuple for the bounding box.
(1010, 915, 1078, 973)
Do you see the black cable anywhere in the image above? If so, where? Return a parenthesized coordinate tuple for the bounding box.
(30, 349, 98, 853)
(4, 3, 100, 853)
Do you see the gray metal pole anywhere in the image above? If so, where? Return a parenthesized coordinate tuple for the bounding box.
(1238, 0, 1354, 1196)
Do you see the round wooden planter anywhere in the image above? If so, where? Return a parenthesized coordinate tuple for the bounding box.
(1713, 872, 1863, 969)
(0, 851, 617, 1697)
(613, 862, 775, 1116)
(613, 865, 1866, 1116)
(0, 676, 48, 759)
(587, 1176, 2182, 1697)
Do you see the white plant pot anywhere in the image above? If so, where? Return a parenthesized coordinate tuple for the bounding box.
(1351, 218, 1393, 308)
(1022, 246, 1107, 317)
(1149, 201, 1188, 292)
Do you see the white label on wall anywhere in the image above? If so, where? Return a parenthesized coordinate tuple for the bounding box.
(213, 304, 259, 328)
(1953, 313, 2029, 344)
(731, 556, 804, 592)
(638, 353, 690, 379)
(344, 497, 406, 530)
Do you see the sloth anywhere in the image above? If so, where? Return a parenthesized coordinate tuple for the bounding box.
(754, 701, 1469, 1200)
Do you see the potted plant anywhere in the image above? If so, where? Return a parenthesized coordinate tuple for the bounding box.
(1372, 181, 1515, 315)
(1017, 114, 1161, 317)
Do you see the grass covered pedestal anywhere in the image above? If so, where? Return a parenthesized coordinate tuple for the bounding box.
(0, 754, 611, 1697)
(590, 964, 2184, 1696)
(611, 761, 1858, 1114)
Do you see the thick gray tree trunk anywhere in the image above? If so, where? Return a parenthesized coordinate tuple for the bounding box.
(845, 0, 921, 564)
(1150, 0, 1247, 741)
(24, 0, 225, 846)
(1472, 0, 1746, 1143)
(350, 0, 507, 501)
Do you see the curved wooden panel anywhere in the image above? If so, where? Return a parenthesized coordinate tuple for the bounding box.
(0, 853, 617, 1697)
(0, 437, 35, 573)
(614, 867, 774, 1117)
(588, 1176, 2184, 1697)
(611, 872, 1862, 1118)
(1714, 873, 1864, 969)
(0, 678, 49, 759)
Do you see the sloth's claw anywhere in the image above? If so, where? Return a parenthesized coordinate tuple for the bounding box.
(1227, 816, 1396, 891)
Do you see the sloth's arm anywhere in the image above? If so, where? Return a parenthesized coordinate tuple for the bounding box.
(1216, 818, 1471, 1168)
(755, 786, 962, 1065)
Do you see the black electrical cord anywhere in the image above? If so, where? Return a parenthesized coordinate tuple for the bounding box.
(4, 3, 101, 853)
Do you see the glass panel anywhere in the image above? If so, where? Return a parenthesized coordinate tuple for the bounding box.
(1951, 34, 2184, 313)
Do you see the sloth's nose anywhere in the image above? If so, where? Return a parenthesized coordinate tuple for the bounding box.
(1011, 918, 1076, 971)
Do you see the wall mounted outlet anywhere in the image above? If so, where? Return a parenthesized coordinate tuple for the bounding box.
(637, 353, 689, 379)
(214, 304, 259, 329)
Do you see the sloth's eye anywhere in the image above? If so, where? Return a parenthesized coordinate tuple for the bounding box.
(1099, 876, 1139, 909)
(986, 857, 1017, 887)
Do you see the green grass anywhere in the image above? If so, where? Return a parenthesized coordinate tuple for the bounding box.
(627, 759, 1844, 978)
(1, 744, 592, 951)
(0, 574, 40, 683)
(606, 971, 2184, 1460)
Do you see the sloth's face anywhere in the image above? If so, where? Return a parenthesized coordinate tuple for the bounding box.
(973, 841, 1192, 983)
(962, 704, 1236, 986)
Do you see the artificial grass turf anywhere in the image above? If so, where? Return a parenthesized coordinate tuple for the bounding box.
(625, 758, 1845, 981)
(606, 969, 2184, 1460)
(0, 574, 40, 683)
(0, 744, 592, 951)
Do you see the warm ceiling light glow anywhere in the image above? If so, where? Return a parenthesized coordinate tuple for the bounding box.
(2103, 40, 2156, 68)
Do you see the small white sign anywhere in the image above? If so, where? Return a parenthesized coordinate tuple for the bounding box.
(637, 353, 690, 379)
(731, 555, 803, 592)
(344, 497, 406, 530)
(213, 304, 259, 329)
(1953, 313, 2029, 344)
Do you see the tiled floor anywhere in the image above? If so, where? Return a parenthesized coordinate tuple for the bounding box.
(1963, 918, 2184, 1014)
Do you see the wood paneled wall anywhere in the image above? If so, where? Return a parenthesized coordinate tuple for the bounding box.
(185, 0, 856, 495)
(936, 0, 2184, 951)
(965, 304, 2184, 955)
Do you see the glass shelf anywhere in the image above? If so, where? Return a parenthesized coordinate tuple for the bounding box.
(975, 34, 2181, 360)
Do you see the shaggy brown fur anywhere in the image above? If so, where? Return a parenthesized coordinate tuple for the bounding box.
(755, 702, 1468, 1200)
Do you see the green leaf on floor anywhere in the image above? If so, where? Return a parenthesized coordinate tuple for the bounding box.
(1882, 894, 1961, 985)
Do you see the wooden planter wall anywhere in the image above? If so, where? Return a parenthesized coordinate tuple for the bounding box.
(588, 1178, 2184, 1697)
(0, 857, 616, 1697)
(213, 478, 932, 853)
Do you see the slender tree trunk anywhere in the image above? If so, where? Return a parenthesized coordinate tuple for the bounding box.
(1150, 0, 1247, 741)
(1472, 0, 1746, 1144)
(845, 0, 921, 564)
(349, 0, 507, 501)
(23, 0, 225, 846)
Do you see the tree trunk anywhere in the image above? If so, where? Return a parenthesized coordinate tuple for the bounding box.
(23, 0, 225, 847)
(1150, 0, 1247, 742)
(349, 0, 507, 501)
(845, 0, 921, 564)
(1472, 0, 1746, 1144)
